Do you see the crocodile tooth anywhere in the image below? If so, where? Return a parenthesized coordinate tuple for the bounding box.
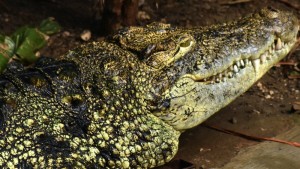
(240, 60, 245, 67)
(252, 59, 260, 72)
(260, 53, 267, 63)
(228, 72, 233, 78)
(275, 38, 282, 50)
(211, 76, 215, 82)
(233, 65, 239, 73)
(236, 61, 241, 67)
(272, 43, 275, 50)
(244, 59, 249, 65)
(269, 47, 272, 54)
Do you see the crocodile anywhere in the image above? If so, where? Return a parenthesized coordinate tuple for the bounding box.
(0, 7, 298, 168)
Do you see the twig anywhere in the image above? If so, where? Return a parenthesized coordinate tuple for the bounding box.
(288, 75, 300, 79)
(277, 61, 297, 66)
(202, 123, 300, 148)
(220, 0, 252, 5)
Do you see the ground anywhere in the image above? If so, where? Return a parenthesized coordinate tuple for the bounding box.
(1, 0, 299, 168)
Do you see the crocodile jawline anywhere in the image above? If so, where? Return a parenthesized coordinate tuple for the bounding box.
(189, 37, 295, 83)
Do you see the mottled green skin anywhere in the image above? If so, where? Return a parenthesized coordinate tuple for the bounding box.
(0, 41, 181, 168)
(0, 8, 298, 168)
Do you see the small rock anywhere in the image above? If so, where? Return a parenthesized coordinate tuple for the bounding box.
(80, 30, 91, 41)
(261, 128, 266, 131)
(205, 159, 211, 163)
(257, 82, 262, 88)
(35, 51, 41, 57)
(137, 11, 151, 20)
(63, 31, 71, 37)
(229, 117, 238, 124)
(265, 94, 272, 99)
(199, 148, 211, 152)
(256, 82, 268, 93)
(292, 102, 300, 111)
(253, 109, 261, 115)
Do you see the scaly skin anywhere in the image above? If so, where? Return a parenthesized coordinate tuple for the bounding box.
(0, 7, 298, 168)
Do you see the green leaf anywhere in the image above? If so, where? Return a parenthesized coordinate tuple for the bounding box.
(0, 18, 60, 72)
(38, 18, 61, 35)
(0, 35, 15, 53)
(0, 36, 15, 72)
(11, 26, 29, 49)
(15, 28, 47, 64)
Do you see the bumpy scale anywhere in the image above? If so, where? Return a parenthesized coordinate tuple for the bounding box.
(0, 7, 299, 168)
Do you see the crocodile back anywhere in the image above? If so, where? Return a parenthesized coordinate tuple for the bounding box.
(0, 42, 180, 168)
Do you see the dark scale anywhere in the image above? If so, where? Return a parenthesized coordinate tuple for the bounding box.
(0, 8, 298, 168)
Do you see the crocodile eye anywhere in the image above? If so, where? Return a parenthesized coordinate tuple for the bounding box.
(267, 6, 279, 13)
(180, 40, 191, 48)
(262, 7, 279, 19)
(177, 34, 194, 48)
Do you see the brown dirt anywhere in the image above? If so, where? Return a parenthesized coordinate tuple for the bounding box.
(1, 0, 299, 168)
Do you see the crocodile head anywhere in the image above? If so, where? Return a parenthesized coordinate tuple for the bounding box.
(145, 7, 299, 130)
